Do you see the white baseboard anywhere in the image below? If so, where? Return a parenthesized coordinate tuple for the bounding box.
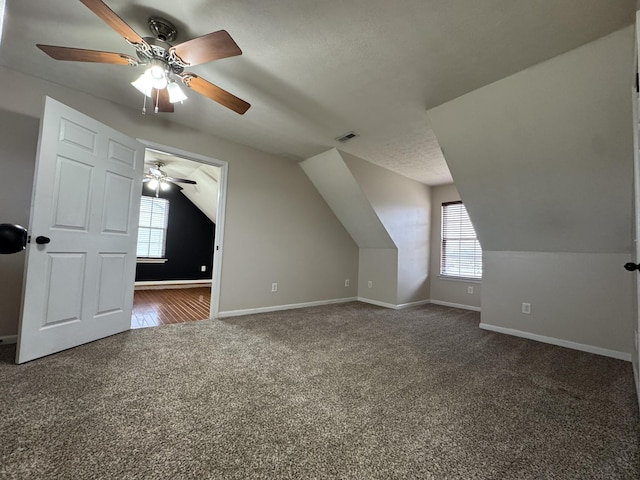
(135, 279, 212, 290)
(357, 298, 431, 310)
(396, 299, 432, 309)
(218, 297, 358, 318)
(357, 297, 400, 310)
(220, 297, 432, 317)
(479, 323, 631, 361)
(0, 335, 17, 345)
(430, 300, 481, 312)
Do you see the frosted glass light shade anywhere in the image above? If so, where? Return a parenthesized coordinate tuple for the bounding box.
(146, 65, 167, 90)
(147, 178, 159, 189)
(160, 181, 171, 191)
(131, 73, 152, 97)
(167, 82, 187, 103)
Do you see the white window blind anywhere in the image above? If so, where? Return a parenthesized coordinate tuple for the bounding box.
(137, 196, 169, 258)
(441, 201, 482, 279)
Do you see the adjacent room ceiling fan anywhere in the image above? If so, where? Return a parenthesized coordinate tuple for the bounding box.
(144, 162, 197, 197)
(36, 0, 250, 115)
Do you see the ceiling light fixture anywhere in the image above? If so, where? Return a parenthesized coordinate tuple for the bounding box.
(130, 57, 186, 114)
(36, 8, 250, 115)
(167, 81, 187, 103)
(146, 61, 168, 89)
(131, 73, 152, 96)
(131, 60, 170, 94)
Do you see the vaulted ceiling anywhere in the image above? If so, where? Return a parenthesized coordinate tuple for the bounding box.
(0, 0, 634, 185)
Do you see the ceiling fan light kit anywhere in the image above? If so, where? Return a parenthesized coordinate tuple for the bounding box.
(144, 162, 198, 197)
(36, 0, 250, 115)
(167, 81, 188, 103)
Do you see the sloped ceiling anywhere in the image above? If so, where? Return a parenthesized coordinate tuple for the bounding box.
(300, 149, 396, 248)
(0, 1, 634, 185)
(428, 28, 633, 254)
(144, 149, 220, 223)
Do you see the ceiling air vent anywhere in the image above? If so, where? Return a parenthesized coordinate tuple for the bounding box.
(335, 131, 359, 143)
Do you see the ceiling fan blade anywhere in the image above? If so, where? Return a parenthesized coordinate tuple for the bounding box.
(182, 74, 250, 115)
(151, 88, 174, 113)
(142, 178, 151, 183)
(79, 0, 146, 45)
(171, 30, 241, 67)
(166, 177, 197, 185)
(36, 44, 137, 65)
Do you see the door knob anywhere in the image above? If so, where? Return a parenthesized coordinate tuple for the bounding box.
(0, 223, 28, 254)
(35, 236, 51, 245)
(624, 262, 640, 272)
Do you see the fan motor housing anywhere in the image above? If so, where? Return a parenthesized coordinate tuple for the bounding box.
(148, 17, 177, 42)
(137, 37, 184, 74)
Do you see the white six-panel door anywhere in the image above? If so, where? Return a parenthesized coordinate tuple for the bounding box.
(16, 97, 144, 363)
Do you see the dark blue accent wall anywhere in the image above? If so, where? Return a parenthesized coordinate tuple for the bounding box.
(135, 187, 215, 281)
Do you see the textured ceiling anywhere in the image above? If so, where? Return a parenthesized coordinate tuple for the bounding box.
(0, 0, 634, 185)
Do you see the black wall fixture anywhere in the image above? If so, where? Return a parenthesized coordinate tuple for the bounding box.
(135, 187, 215, 282)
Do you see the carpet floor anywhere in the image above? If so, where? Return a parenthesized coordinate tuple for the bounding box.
(0, 302, 638, 479)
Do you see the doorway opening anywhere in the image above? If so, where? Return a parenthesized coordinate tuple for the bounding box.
(131, 144, 226, 329)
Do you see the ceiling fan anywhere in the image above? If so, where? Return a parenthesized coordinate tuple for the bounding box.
(36, 0, 250, 115)
(144, 162, 197, 197)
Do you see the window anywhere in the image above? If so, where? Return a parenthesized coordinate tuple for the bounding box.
(137, 196, 169, 258)
(440, 201, 482, 279)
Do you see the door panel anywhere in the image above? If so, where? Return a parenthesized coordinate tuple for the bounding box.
(17, 97, 144, 363)
(43, 253, 85, 326)
(95, 253, 127, 316)
(102, 172, 134, 233)
(52, 156, 93, 230)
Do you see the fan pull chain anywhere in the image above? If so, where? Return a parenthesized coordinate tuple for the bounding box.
(141, 91, 147, 115)
(155, 89, 160, 114)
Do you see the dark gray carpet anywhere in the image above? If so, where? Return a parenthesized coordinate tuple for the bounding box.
(0, 302, 638, 479)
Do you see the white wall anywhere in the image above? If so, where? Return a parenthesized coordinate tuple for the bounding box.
(428, 28, 635, 357)
(300, 148, 430, 307)
(342, 152, 430, 305)
(0, 66, 359, 333)
(481, 251, 632, 357)
(429, 184, 481, 309)
(358, 248, 398, 305)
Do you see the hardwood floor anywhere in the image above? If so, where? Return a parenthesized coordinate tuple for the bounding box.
(131, 287, 211, 329)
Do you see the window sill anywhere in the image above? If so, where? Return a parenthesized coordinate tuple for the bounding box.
(137, 258, 168, 264)
(438, 275, 481, 283)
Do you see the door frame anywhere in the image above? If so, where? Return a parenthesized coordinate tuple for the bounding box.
(138, 139, 228, 319)
(633, 8, 640, 410)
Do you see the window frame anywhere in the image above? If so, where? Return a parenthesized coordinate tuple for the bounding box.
(440, 200, 482, 281)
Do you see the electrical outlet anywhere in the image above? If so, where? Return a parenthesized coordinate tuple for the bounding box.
(271, 282, 278, 293)
(368, 280, 373, 288)
(201, 265, 206, 272)
(467, 286, 474, 294)
(345, 279, 350, 287)
(522, 302, 531, 315)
